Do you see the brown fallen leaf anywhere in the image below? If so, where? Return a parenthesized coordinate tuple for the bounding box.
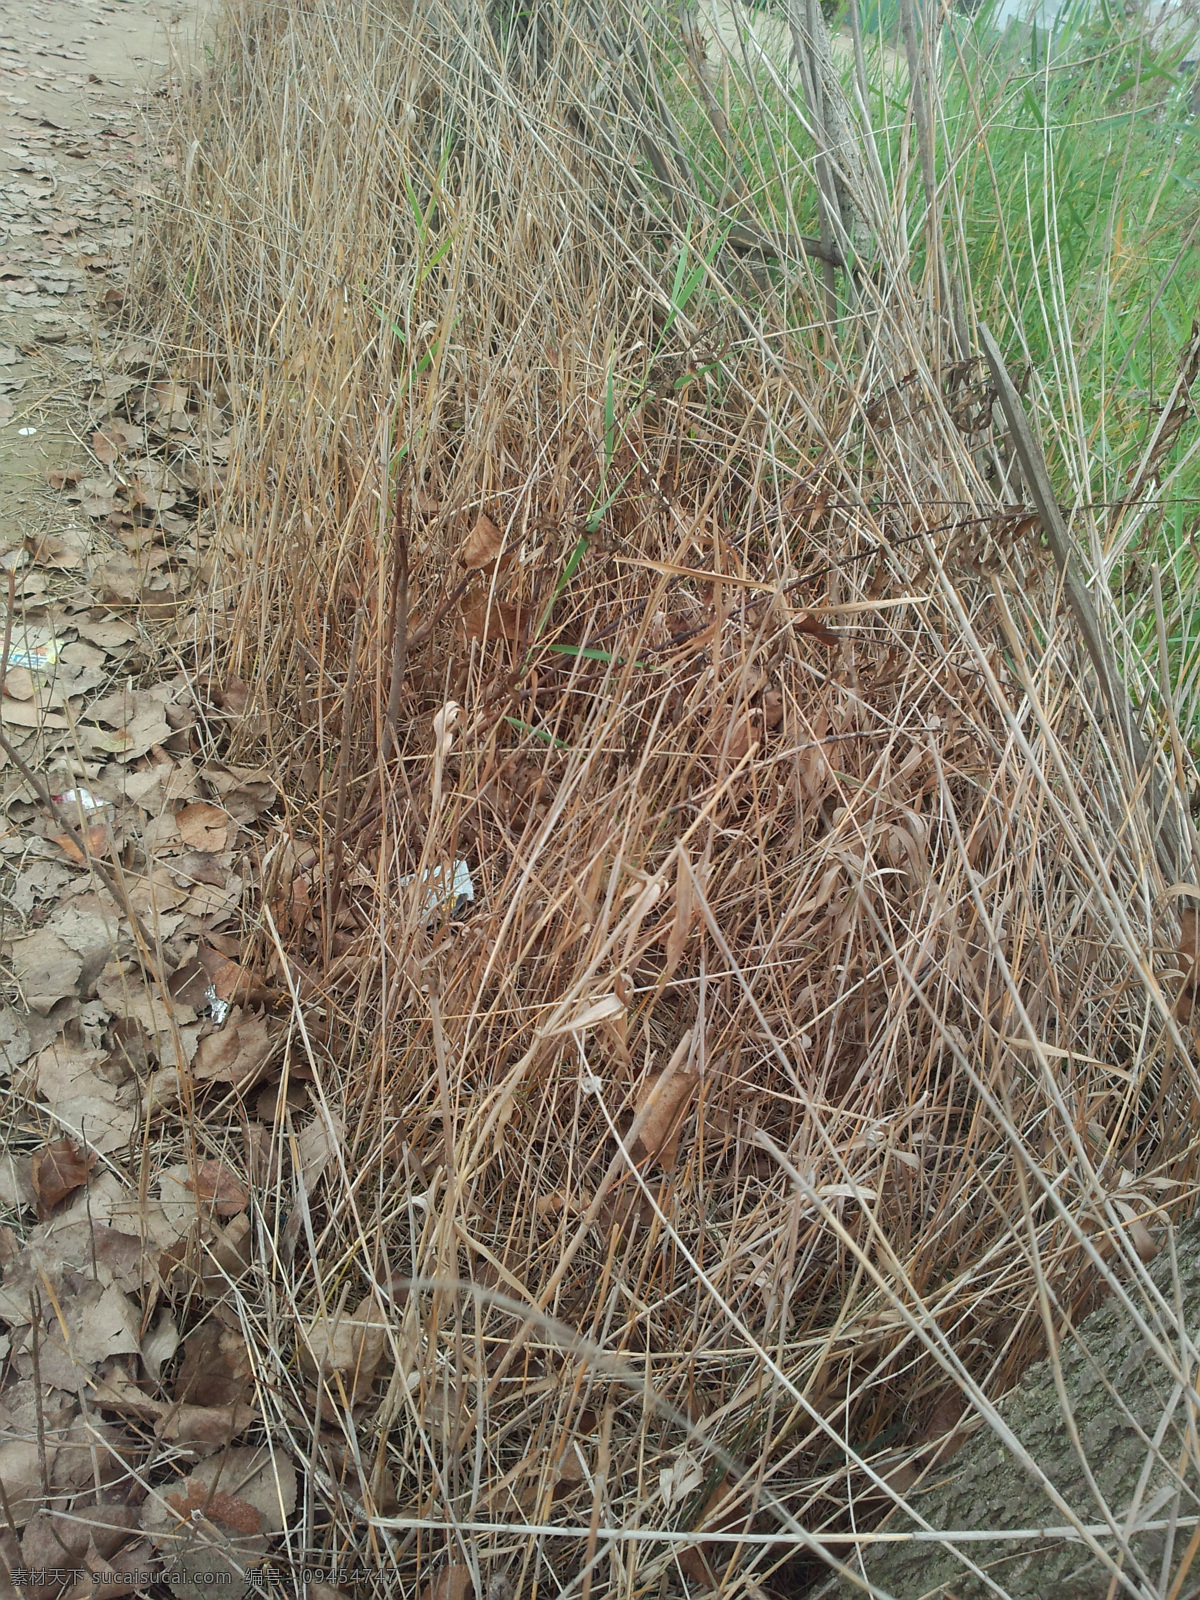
(23, 1506, 87, 1576)
(191, 1010, 274, 1089)
(794, 611, 841, 648)
(299, 1297, 390, 1403)
(35, 1036, 137, 1152)
(197, 946, 267, 1005)
(63, 1538, 160, 1600)
(664, 847, 697, 977)
(458, 594, 526, 642)
(1176, 907, 1199, 1018)
(166, 1488, 261, 1536)
(3, 665, 34, 700)
(175, 801, 232, 852)
(421, 1564, 474, 1600)
(13, 931, 83, 1015)
(38, 1277, 142, 1376)
(160, 1400, 257, 1450)
(197, 1211, 253, 1299)
(215, 676, 252, 716)
(1, 698, 69, 730)
(141, 1307, 181, 1384)
(92, 421, 143, 464)
(141, 1447, 296, 1585)
(459, 512, 503, 568)
(0, 1438, 56, 1525)
(197, 761, 276, 822)
(93, 1363, 257, 1453)
(296, 1108, 344, 1191)
(185, 1159, 247, 1218)
(631, 1060, 700, 1172)
(26, 528, 90, 570)
(173, 1322, 252, 1408)
(30, 1137, 94, 1216)
(47, 821, 110, 864)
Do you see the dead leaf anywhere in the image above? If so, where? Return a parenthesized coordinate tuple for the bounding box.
(92, 421, 143, 464)
(47, 820, 110, 864)
(421, 1565, 474, 1600)
(141, 1308, 181, 1384)
(166, 1488, 261, 1536)
(197, 1211, 253, 1298)
(141, 1446, 294, 1598)
(63, 1538, 159, 1600)
(26, 527, 90, 570)
(793, 611, 841, 648)
(552, 1445, 586, 1500)
(20, 1277, 142, 1386)
(0, 1007, 31, 1073)
(3, 665, 34, 700)
(660, 1448, 704, 1508)
(459, 513, 503, 568)
(299, 1297, 390, 1402)
(160, 1400, 257, 1451)
(197, 761, 276, 823)
(35, 1040, 137, 1154)
(175, 801, 232, 852)
(174, 1322, 252, 1407)
(80, 478, 119, 519)
(0, 1439, 52, 1525)
(632, 1061, 700, 1172)
(94, 1362, 257, 1454)
(545, 994, 625, 1035)
(30, 1137, 94, 1215)
(191, 1009, 274, 1089)
(703, 708, 755, 764)
(143, 1068, 182, 1119)
(0, 698, 69, 730)
(74, 616, 139, 653)
(458, 594, 526, 642)
(197, 947, 265, 1005)
(83, 686, 173, 763)
(95, 962, 197, 1050)
(10, 928, 83, 1014)
(185, 1160, 248, 1218)
(296, 1108, 344, 1191)
(762, 688, 784, 728)
(665, 849, 697, 976)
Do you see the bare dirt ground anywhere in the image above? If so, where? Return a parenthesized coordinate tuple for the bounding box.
(0, 0, 206, 555)
(0, 8, 306, 1593)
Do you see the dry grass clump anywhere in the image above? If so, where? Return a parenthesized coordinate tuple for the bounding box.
(136, 0, 1200, 1592)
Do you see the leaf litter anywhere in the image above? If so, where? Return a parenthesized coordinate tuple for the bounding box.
(5, 0, 1200, 1595)
(0, 84, 294, 1576)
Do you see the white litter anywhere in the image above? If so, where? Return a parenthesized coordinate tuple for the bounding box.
(205, 983, 230, 1025)
(5, 639, 58, 671)
(53, 787, 104, 814)
(400, 858, 475, 918)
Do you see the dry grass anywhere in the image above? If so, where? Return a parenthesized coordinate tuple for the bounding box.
(135, 0, 1200, 1592)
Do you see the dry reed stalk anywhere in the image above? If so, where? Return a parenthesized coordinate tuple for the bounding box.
(130, 0, 1200, 1593)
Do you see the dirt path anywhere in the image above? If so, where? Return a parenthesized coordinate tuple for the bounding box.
(0, 0, 207, 554)
(0, 7, 305, 1594)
